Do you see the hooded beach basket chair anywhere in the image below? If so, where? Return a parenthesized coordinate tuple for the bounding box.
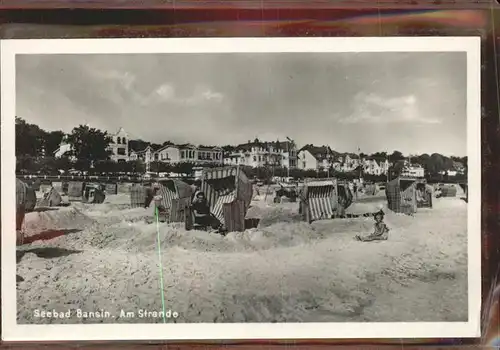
(459, 183, 468, 201)
(299, 178, 353, 223)
(16, 179, 27, 231)
(152, 178, 193, 223)
(386, 177, 417, 215)
(440, 184, 458, 197)
(83, 183, 106, 204)
(105, 183, 118, 195)
(196, 166, 253, 232)
(415, 181, 433, 209)
(38, 186, 63, 207)
(68, 181, 86, 202)
(130, 183, 148, 208)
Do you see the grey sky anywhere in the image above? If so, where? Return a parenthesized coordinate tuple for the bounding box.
(16, 52, 467, 156)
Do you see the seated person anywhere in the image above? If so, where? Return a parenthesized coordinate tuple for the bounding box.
(355, 210, 389, 242)
(191, 191, 221, 231)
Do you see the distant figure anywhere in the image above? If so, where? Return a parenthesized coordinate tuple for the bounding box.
(435, 186, 443, 198)
(416, 185, 425, 203)
(355, 210, 389, 242)
(353, 183, 358, 200)
(191, 179, 202, 202)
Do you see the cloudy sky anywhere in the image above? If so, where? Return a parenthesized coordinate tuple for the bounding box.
(17, 52, 466, 156)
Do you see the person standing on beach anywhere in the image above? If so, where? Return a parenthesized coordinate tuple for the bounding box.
(191, 179, 202, 202)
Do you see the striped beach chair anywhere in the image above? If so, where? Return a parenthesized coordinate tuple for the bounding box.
(199, 166, 252, 232)
(300, 179, 338, 223)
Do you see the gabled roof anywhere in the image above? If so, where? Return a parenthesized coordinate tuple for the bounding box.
(176, 143, 197, 149)
(198, 145, 222, 150)
(114, 127, 127, 135)
(131, 144, 161, 154)
(299, 144, 334, 161)
(344, 153, 360, 159)
(234, 138, 295, 152)
(156, 144, 177, 153)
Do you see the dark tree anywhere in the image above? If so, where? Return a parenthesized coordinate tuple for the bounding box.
(66, 125, 113, 168)
(370, 151, 388, 159)
(388, 160, 405, 180)
(388, 150, 405, 162)
(42, 130, 65, 156)
(222, 145, 236, 153)
(16, 155, 38, 173)
(94, 160, 116, 174)
(128, 139, 150, 152)
(35, 157, 61, 175)
(172, 162, 194, 176)
(150, 161, 172, 173)
(15, 117, 44, 157)
(127, 160, 146, 174)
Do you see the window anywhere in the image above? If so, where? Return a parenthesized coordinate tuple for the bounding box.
(117, 148, 126, 155)
(181, 151, 185, 159)
(117, 137, 121, 144)
(122, 138, 127, 144)
(253, 156, 257, 161)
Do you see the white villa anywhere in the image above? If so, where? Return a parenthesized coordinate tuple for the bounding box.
(131, 143, 223, 166)
(401, 164, 425, 178)
(297, 144, 333, 170)
(108, 127, 129, 162)
(224, 138, 298, 168)
(363, 158, 391, 176)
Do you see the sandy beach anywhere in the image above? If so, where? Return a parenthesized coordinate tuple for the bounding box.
(16, 187, 468, 324)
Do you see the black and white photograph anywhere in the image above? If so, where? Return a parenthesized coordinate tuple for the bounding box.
(1, 38, 481, 341)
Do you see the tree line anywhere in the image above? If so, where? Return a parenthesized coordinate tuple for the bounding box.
(15, 117, 467, 182)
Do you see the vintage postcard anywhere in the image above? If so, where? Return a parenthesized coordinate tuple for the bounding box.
(1, 37, 481, 341)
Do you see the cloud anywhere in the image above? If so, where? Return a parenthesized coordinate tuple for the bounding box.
(135, 83, 225, 107)
(156, 84, 224, 105)
(85, 66, 225, 108)
(339, 92, 441, 125)
(100, 70, 136, 91)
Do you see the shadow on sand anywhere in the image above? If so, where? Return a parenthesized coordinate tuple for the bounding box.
(17, 247, 83, 262)
(31, 207, 60, 213)
(22, 228, 82, 245)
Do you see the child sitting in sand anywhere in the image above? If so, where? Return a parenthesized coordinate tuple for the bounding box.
(355, 209, 389, 242)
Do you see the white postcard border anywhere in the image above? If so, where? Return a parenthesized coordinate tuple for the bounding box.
(1, 37, 481, 341)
